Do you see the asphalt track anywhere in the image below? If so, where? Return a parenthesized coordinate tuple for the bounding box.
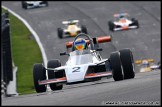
(1, 1, 161, 106)
(1, 70, 161, 105)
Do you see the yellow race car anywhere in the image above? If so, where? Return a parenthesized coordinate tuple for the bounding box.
(57, 20, 88, 39)
(135, 58, 157, 72)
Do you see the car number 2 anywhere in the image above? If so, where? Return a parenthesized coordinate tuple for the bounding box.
(72, 67, 80, 73)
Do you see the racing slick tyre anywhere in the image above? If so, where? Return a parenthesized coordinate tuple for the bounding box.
(108, 21, 115, 31)
(119, 49, 135, 79)
(131, 18, 139, 28)
(134, 20, 139, 28)
(47, 60, 63, 91)
(22, 1, 27, 9)
(57, 28, 63, 39)
(81, 25, 88, 34)
(110, 52, 124, 81)
(42, 1, 48, 7)
(33, 63, 47, 93)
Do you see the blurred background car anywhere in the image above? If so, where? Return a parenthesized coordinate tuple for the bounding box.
(21, 1, 48, 9)
(108, 13, 139, 31)
(135, 58, 160, 72)
(57, 20, 88, 39)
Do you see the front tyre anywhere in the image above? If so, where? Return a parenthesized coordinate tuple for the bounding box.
(33, 63, 47, 93)
(131, 18, 139, 28)
(81, 25, 88, 34)
(57, 28, 63, 39)
(44, 1, 48, 7)
(134, 20, 139, 28)
(108, 21, 115, 31)
(22, 1, 28, 9)
(47, 60, 63, 91)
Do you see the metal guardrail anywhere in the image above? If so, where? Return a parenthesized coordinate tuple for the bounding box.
(1, 12, 13, 97)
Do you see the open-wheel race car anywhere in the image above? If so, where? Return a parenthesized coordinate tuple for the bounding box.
(135, 58, 160, 72)
(21, 1, 48, 9)
(33, 33, 135, 93)
(108, 13, 139, 31)
(57, 20, 88, 39)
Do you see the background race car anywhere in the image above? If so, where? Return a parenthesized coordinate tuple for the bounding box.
(21, 1, 48, 9)
(57, 20, 88, 39)
(33, 33, 135, 93)
(135, 58, 160, 72)
(108, 13, 139, 31)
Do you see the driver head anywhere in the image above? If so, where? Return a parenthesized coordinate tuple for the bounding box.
(74, 38, 87, 50)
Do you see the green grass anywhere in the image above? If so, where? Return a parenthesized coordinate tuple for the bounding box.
(2, 8, 43, 95)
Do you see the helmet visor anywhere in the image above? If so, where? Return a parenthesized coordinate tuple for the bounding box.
(75, 44, 85, 50)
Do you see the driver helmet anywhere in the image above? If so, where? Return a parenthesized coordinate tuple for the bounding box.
(142, 59, 149, 67)
(74, 38, 87, 50)
(119, 14, 125, 19)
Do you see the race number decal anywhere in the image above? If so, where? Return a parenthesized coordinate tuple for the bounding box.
(72, 67, 80, 73)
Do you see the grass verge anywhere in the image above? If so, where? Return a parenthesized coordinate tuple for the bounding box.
(2, 8, 43, 95)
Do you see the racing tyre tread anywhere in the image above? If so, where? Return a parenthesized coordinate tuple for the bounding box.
(33, 63, 47, 93)
(119, 49, 135, 79)
(134, 20, 139, 28)
(81, 25, 88, 34)
(131, 18, 139, 28)
(22, 2, 27, 9)
(108, 21, 115, 31)
(110, 52, 123, 81)
(48, 60, 63, 91)
(57, 28, 63, 39)
(44, 1, 48, 6)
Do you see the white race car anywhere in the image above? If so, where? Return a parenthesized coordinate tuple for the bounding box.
(57, 20, 88, 38)
(108, 13, 139, 31)
(21, 1, 48, 9)
(33, 33, 135, 93)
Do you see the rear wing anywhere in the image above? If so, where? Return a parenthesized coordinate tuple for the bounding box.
(66, 36, 112, 49)
(113, 13, 129, 18)
(135, 59, 154, 64)
(62, 20, 79, 25)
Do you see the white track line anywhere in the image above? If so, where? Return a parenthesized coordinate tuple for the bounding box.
(2, 5, 47, 67)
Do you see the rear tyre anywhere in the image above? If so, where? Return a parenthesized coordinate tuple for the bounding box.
(108, 21, 115, 31)
(57, 28, 63, 39)
(119, 49, 135, 79)
(33, 63, 47, 93)
(81, 25, 88, 34)
(110, 52, 123, 81)
(47, 60, 63, 91)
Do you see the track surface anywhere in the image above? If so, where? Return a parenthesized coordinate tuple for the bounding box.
(2, 70, 161, 105)
(2, 1, 161, 106)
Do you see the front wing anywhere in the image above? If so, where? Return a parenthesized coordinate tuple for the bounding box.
(113, 25, 138, 31)
(39, 72, 112, 85)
